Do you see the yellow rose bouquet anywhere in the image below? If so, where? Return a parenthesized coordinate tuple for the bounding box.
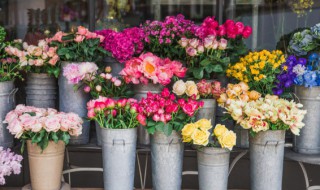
(226, 50, 285, 95)
(181, 119, 236, 150)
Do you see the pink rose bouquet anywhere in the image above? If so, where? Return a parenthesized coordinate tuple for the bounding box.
(95, 27, 145, 63)
(8, 40, 60, 77)
(137, 88, 203, 136)
(87, 97, 140, 129)
(0, 147, 23, 185)
(48, 26, 107, 62)
(172, 79, 226, 99)
(179, 35, 229, 79)
(63, 62, 98, 84)
(4, 105, 83, 151)
(141, 14, 197, 60)
(222, 94, 307, 135)
(0, 39, 23, 82)
(120, 52, 187, 86)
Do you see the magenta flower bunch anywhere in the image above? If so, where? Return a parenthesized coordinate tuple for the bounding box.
(0, 147, 23, 185)
(95, 27, 145, 63)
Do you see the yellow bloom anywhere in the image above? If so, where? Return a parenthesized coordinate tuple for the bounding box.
(191, 129, 210, 146)
(195, 119, 212, 131)
(213, 124, 228, 137)
(182, 123, 197, 138)
(218, 130, 236, 151)
(185, 81, 199, 97)
(249, 90, 261, 100)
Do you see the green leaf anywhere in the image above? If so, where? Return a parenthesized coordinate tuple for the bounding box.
(163, 124, 173, 136)
(57, 48, 68, 55)
(147, 120, 157, 127)
(193, 68, 204, 79)
(155, 122, 165, 131)
(200, 59, 211, 66)
(211, 65, 224, 73)
(62, 132, 70, 145)
(51, 132, 59, 143)
(147, 127, 155, 134)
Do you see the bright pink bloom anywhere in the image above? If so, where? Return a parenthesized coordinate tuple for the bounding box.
(137, 114, 147, 126)
(242, 26, 252, 38)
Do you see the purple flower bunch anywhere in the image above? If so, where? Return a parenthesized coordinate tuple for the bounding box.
(141, 14, 197, 45)
(0, 147, 23, 185)
(95, 27, 145, 63)
(272, 55, 307, 96)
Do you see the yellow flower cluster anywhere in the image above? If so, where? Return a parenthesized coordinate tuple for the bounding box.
(226, 50, 285, 83)
(218, 82, 261, 108)
(182, 119, 212, 146)
(213, 124, 236, 151)
(289, 0, 314, 17)
(181, 119, 236, 150)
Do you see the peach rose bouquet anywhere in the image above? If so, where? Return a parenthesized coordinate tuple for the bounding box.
(4, 105, 83, 151)
(120, 52, 187, 86)
(182, 119, 236, 150)
(7, 40, 60, 77)
(48, 26, 107, 62)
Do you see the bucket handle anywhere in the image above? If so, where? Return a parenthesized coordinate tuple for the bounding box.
(263, 140, 283, 154)
(113, 139, 125, 146)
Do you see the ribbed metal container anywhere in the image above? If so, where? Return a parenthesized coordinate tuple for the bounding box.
(59, 62, 90, 145)
(197, 147, 230, 190)
(196, 99, 216, 142)
(293, 86, 320, 154)
(103, 56, 124, 76)
(0, 81, 16, 148)
(151, 131, 184, 190)
(234, 125, 249, 149)
(250, 130, 285, 190)
(101, 127, 137, 190)
(25, 73, 57, 109)
(133, 84, 164, 146)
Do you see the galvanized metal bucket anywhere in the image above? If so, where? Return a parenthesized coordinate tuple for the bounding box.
(250, 130, 285, 190)
(151, 131, 184, 190)
(133, 84, 164, 146)
(59, 62, 90, 145)
(234, 125, 249, 149)
(293, 86, 320, 154)
(25, 73, 57, 109)
(95, 121, 102, 146)
(101, 127, 137, 190)
(103, 56, 124, 76)
(0, 81, 17, 148)
(196, 99, 216, 142)
(197, 147, 230, 190)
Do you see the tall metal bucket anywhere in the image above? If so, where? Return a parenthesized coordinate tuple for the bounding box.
(0, 81, 17, 148)
(25, 73, 57, 109)
(196, 99, 216, 141)
(133, 84, 164, 146)
(103, 56, 124, 76)
(250, 130, 285, 190)
(151, 131, 184, 190)
(59, 62, 90, 145)
(101, 127, 137, 190)
(197, 147, 230, 190)
(293, 86, 320, 154)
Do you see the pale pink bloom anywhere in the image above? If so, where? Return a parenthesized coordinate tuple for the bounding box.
(79, 62, 98, 78)
(66, 113, 83, 124)
(219, 38, 228, 50)
(97, 34, 105, 43)
(28, 60, 35, 66)
(63, 63, 82, 84)
(105, 73, 112, 80)
(60, 116, 72, 132)
(69, 125, 82, 136)
(27, 46, 36, 55)
(87, 100, 95, 110)
(189, 39, 199, 48)
(87, 109, 95, 119)
(100, 73, 106, 78)
(84, 86, 91, 93)
(41, 53, 48, 60)
(140, 52, 160, 78)
(22, 42, 29, 50)
(52, 31, 65, 42)
(33, 47, 43, 56)
(77, 26, 88, 35)
(114, 79, 122, 86)
(7, 119, 23, 138)
(38, 40, 47, 48)
(74, 35, 85, 43)
(47, 108, 58, 115)
(111, 77, 117, 82)
(179, 37, 189, 47)
(212, 40, 219, 49)
(204, 36, 214, 49)
(47, 47, 57, 57)
(31, 121, 43, 133)
(197, 45, 204, 53)
(157, 65, 174, 85)
(4, 111, 18, 123)
(85, 32, 98, 39)
(186, 46, 197, 56)
(34, 59, 44, 66)
(44, 115, 61, 132)
(48, 55, 59, 66)
(96, 85, 102, 92)
(19, 114, 36, 130)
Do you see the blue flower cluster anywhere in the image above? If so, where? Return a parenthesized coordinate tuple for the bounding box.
(273, 53, 320, 95)
(288, 29, 317, 56)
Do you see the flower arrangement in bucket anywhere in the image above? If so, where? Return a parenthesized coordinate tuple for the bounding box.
(1, 38, 23, 81)
(63, 62, 133, 98)
(227, 50, 286, 95)
(95, 27, 145, 63)
(4, 105, 83, 151)
(48, 26, 107, 62)
(137, 88, 203, 135)
(0, 147, 23, 185)
(7, 40, 60, 77)
(120, 52, 187, 86)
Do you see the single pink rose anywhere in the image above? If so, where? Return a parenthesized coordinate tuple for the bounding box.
(114, 79, 122, 86)
(137, 114, 146, 126)
(117, 99, 127, 107)
(219, 38, 228, 50)
(179, 37, 189, 47)
(87, 100, 95, 110)
(84, 86, 91, 93)
(7, 119, 24, 138)
(77, 26, 88, 36)
(47, 47, 57, 57)
(235, 22, 245, 34)
(74, 35, 85, 43)
(242, 26, 252, 38)
(189, 39, 199, 48)
(87, 109, 96, 119)
(31, 121, 43, 133)
(69, 125, 82, 136)
(85, 32, 98, 39)
(5, 111, 18, 123)
(44, 116, 61, 132)
(186, 46, 197, 57)
(34, 59, 44, 66)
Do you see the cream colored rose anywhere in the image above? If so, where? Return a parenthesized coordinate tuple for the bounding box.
(185, 81, 199, 97)
(182, 123, 197, 138)
(214, 124, 228, 137)
(172, 80, 187, 96)
(218, 130, 236, 150)
(196, 119, 212, 131)
(238, 82, 249, 91)
(191, 129, 210, 146)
